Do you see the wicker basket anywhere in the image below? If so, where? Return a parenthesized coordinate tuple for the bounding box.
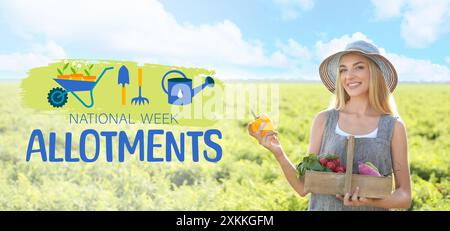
(303, 136, 393, 198)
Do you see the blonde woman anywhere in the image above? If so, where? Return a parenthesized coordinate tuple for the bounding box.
(248, 40, 412, 211)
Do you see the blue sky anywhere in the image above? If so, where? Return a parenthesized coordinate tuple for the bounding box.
(1, 0, 449, 81)
(162, 0, 450, 63)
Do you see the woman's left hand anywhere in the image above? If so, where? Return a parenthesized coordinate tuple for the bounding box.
(336, 187, 375, 207)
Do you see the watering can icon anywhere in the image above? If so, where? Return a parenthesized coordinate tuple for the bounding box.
(161, 70, 214, 105)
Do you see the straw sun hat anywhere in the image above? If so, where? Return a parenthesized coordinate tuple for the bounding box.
(319, 40, 398, 93)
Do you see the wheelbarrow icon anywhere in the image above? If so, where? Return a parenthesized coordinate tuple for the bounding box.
(47, 67, 114, 108)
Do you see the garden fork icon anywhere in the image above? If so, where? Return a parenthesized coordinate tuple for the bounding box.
(131, 68, 149, 105)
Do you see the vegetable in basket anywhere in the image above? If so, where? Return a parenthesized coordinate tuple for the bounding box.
(296, 154, 346, 178)
(358, 162, 382, 176)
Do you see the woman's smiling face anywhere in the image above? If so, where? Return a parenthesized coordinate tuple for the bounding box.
(339, 53, 370, 97)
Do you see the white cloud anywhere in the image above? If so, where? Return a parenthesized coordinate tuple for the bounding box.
(314, 32, 373, 60)
(1, 0, 291, 70)
(387, 53, 450, 82)
(0, 40, 66, 72)
(401, 0, 450, 48)
(0, 0, 317, 80)
(313, 32, 450, 82)
(274, 0, 314, 20)
(1, 1, 448, 82)
(371, 0, 450, 48)
(371, 0, 406, 19)
(276, 39, 311, 60)
(445, 56, 450, 63)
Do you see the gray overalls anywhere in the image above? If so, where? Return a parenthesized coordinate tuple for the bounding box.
(308, 109, 398, 211)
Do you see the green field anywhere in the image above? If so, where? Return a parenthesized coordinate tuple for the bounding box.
(0, 82, 449, 210)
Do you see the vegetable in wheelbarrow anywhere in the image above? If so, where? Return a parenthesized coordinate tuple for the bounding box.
(83, 63, 97, 82)
(56, 61, 98, 82)
(83, 76, 97, 81)
(70, 63, 83, 80)
(57, 61, 70, 79)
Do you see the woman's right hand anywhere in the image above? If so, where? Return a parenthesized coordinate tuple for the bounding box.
(247, 121, 284, 158)
(248, 117, 308, 198)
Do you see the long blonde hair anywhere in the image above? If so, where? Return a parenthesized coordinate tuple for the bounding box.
(332, 55, 398, 116)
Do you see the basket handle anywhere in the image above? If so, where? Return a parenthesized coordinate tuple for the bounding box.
(344, 136, 355, 194)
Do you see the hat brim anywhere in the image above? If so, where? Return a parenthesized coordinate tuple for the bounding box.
(319, 50, 398, 93)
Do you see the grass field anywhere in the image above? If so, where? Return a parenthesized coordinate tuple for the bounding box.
(0, 82, 449, 210)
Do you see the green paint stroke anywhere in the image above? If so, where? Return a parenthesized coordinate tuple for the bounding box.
(21, 59, 224, 127)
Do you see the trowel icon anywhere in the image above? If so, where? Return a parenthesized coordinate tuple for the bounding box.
(118, 65, 129, 105)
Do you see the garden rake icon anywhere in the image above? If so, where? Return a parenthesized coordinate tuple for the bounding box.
(131, 67, 149, 105)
